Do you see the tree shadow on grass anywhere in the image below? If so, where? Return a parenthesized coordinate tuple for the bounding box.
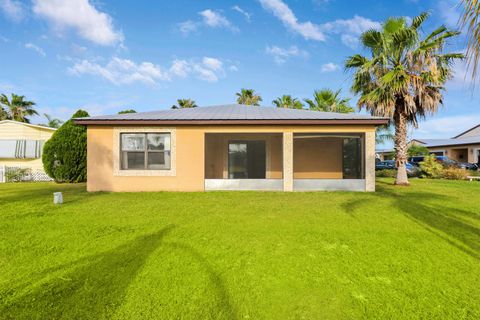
(374, 185, 480, 260)
(1, 225, 174, 320)
(166, 242, 239, 320)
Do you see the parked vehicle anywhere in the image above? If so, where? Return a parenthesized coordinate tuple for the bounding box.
(375, 160, 418, 174)
(408, 155, 479, 170)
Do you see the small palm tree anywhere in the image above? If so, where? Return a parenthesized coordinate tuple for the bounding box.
(272, 95, 304, 109)
(460, 0, 480, 81)
(236, 89, 262, 106)
(345, 12, 463, 185)
(172, 99, 198, 109)
(42, 113, 63, 128)
(303, 89, 354, 113)
(0, 93, 38, 123)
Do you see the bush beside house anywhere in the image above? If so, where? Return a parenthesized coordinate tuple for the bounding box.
(42, 110, 89, 183)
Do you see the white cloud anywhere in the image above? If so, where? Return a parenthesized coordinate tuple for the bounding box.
(178, 9, 238, 35)
(177, 20, 198, 35)
(414, 114, 480, 139)
(199, 9, 238, 32)
(0, 0, 24, 21)
(437, 0, 460, 28)
(202, 57, 223, 71)
(321, 62, 339, 72)
(258, 0, 325, 41)
(265, 45, 308, 64)
(321, 15, 381, 48)
(69, 58, 169, 85)
(232, 5, 251, 22)
(24, 43, 46, 57)
(32, 0, 123, 46)
(69, 56, 229, 85)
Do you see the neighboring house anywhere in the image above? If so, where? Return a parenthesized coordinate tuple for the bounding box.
(75, 104, 388, 192)
(0, 120, 56, 182)
(376, 148, 395, 161)
(411, 124, 480, 164)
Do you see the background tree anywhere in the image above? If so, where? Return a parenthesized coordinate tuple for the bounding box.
(345, 13, 463, 185)
(303, 89, 354, 113)
(0, 106, 8, 120)
(118, 109, 137, 114)
(408, 144, 430, 157)
(42, 110, 89, 183)
(272, 95, 304, 109)
(171, 99, 197, 109)
(236, 89, 262, 106)
(41, 113, 63, 128)
(460, 0, 480, 81)
(0, 93, 38, 123)
(376, 124, 395, 145)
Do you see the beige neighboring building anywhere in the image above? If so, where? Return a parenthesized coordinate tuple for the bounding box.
(411, 124, 480, 164)
(75, 105, 388, 192)
(0, 120, 56, 181)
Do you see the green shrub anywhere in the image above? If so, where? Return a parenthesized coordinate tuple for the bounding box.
(442, 167, 468, 180)
(376, 169, 397, 177)
(42, 110, 89, 183)
(419, 155, 444, 179)
(5, 168, 31, 182)
(408, 144, 430, 157)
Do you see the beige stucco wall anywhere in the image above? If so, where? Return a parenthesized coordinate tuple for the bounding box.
(0, 121, 55, 171)
(87, 124, 377, 192)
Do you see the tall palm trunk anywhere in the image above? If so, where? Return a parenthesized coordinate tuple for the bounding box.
(394, 110, 409, 185)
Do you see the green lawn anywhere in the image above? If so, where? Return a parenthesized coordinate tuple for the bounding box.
(0, 179, 479, 319)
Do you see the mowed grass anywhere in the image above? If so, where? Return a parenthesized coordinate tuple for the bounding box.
(0, 179, 479, 319)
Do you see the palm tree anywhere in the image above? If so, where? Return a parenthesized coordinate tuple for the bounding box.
(460, 0, 480, 81)
(303, 89, 354, 113)
(272, 95, 304, 109)
(0, 106, 8, 120)
(345, 13, 463, 185)
(171, 99, 198, 109)
(42, 113, 63, 128)
(0, 93, 38, 123)
(236, 89, 262, 106)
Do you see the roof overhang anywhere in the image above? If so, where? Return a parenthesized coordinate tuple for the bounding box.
(74, 119, 389, 126)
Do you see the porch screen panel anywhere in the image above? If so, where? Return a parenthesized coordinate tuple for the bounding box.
(342, 136, 364, 179)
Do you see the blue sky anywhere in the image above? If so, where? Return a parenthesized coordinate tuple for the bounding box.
(0, 0, 478, 144)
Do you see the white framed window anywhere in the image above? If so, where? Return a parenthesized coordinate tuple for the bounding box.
(113, 127, 176, 176)
(121, 133, 171, 170)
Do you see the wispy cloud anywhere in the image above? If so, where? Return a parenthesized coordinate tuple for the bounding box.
(320, 62, 339, 72)
(258, 0, 380, 48)
(437, 0, 460, 28)
(232, 5, 252, 22)
(32, 0, 124, 46)
(0, 0, 25, 22)
(265, 45, 308, 64)
(69, 56, 230, 85)
(414, 114, 480, 139)
(178, 9, 238, 35)
(258, 0, 325, 41)
(24, 43, 46, 57)
(321, 15, 381, 48)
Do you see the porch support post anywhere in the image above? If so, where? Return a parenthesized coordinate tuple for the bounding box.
(365, 130, 375, 192)
(283, 132, 293, 192)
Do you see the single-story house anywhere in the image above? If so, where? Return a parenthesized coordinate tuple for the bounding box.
(411, 124, 480, 164)
(75, 104, 388, 192)
(0, 120, 56, 182)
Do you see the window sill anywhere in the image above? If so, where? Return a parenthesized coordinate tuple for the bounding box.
(113, 169, 176, 177)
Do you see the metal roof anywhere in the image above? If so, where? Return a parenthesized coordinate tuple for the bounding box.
(0, 120, 57, 131)
(414, 136, 480, 147)
(75, 104, 388, 125)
